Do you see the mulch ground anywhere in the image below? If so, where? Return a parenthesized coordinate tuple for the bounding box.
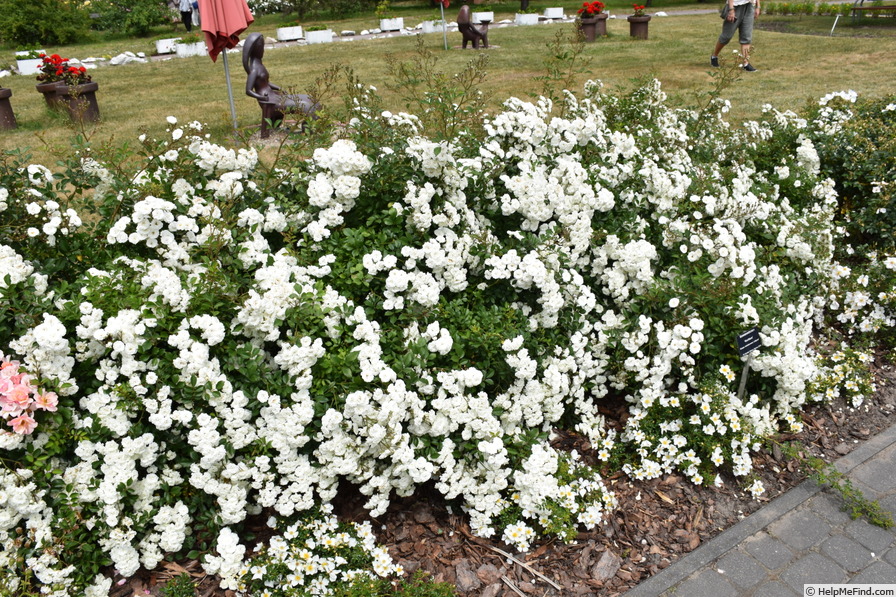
(111, 356, 896, 597)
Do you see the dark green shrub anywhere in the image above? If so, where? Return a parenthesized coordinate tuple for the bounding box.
(159, 573, 197, 597)
(0, 0, 90, 47)
(89, 0, 171, 37)
(807, 94, 896, 252)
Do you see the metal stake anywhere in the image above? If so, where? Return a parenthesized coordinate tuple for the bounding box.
(737, 354, 753, 402)
(222, 50, 238, 132)
(441, 3, 448, 50)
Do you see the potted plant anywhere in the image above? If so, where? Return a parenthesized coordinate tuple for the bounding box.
(515, 7, 540, 25)
(420, 17, 446, 34)
(175, 33, 206, 58)
(34, 53, 68, 107)
(577, 1, 608, 41)
(472, 9, 494, 23)
(376, 0, 404, 31)
(34, 53, 99, 122)
(277, 21, 305, 41)
(420, 6, 447, 34)
(15, 49, 46, 76)
(56, 63, 100, 123)
(305, 25, 334, 44)
(628, 3, 651, 39)
(153, 35, 181, 55)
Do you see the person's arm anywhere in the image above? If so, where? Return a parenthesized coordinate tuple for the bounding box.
(754, 0, 761, 16)
(727, 3, 736, 20)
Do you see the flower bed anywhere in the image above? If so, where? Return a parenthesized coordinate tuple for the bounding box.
(1, 80, 895, 596)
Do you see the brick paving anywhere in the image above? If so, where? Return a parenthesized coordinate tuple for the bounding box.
(626, 422, 896, 596)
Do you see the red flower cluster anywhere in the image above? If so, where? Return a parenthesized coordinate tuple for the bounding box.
(36, 53, 91, 86)
(632, 3, 647, 15)
(578, 1, 606, 16)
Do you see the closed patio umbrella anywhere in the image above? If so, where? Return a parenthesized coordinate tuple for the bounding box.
(198, 0, 254, 131)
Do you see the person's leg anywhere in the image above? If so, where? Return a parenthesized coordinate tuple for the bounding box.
(738, 6, 756, 66)
(712, 17, 737, 65)
(181, 11, 192, 32)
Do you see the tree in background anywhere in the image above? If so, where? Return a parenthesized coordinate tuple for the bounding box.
(0, 0, 90, 46)
(247, 0, 378, 18)
(90, 0, 172, 37)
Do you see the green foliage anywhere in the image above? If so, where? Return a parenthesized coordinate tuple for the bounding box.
(805, 345, 876, 406)
(534, 28, 592, 115)
(763, 1, 891, 15)
(375, 0, 392, 19)
(247, 0, 378, 19)
(806, 94, 896, 253)
(89, 0, 171, 37)
(385, 36, 491, 141)
(0, 0, 90, 47)
(159, 573, 197, 597)
(777, 440, 894, 528)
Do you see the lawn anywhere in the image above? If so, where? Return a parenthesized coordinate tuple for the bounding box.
(1, 6, 895, 165)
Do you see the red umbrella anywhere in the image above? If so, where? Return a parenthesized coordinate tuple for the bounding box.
(198, 0, 254, 62)
(197, 0, 254, 130)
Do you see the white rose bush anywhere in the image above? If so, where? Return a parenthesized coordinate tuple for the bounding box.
(1, 71, 894, 596)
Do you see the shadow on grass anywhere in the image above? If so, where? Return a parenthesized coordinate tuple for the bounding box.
(757, 15, 896, 37)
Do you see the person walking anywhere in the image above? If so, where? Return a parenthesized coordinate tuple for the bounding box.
(711, 0, 761, 71)
(178, 0, 194, 32)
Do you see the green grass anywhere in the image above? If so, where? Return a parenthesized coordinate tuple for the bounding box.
(2, 7, 896, 164)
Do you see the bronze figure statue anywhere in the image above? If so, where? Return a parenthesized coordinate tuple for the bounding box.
(457, 5, 489, 49)
(243, 32, 319, 138)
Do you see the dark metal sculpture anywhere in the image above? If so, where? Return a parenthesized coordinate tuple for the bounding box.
(457, 5, 489, 49)
(242, 32, 319, 138)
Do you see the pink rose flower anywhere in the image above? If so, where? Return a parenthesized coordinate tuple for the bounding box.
(33, 391, 59, 412)
(8, 413, 38, 435)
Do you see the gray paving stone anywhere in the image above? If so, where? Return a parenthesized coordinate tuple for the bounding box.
(845, 518, 896, 552)
(749, 580, 800, 597)
(849, 560, 896, 584)
(714, 550, 767, 589)
(807, 493, 854, 527)
(780, 553, 848, 592)
(851, 443, 896, 493)
(768, 509, 832, 551)
(820, 535, 876, 572)
(853, 479, 883, 502)
(744, 533, 796, 571)
(621, 424, 896, 597)
(671, 569, 738, 597)
(878, 493, 896, 518)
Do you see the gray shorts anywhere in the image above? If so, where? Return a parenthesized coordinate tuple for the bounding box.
(719, 3, 755, 45)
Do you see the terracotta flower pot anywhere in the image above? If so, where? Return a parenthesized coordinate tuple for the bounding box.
(628, 14, 651, 39)
(0, 87, 17, 130)
(57, 82, 100, 123)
